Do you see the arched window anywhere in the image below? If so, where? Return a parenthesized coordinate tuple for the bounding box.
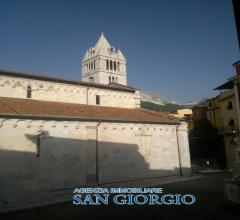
(91, 62, 93, 70)
(110, 60, 113, 70)
(114, 61, 116, 71)
(106, 60, 109, 70)
(93, 61, 95, 70)
(27, 85, 32, 98)
(109, 76, 111, 83)
(89, 77, 94, 83)
(112, 76, 114, 82)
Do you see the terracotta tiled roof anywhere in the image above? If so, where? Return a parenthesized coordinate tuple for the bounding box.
(0, 97, 179, 124)
(0, 69, 136, 93)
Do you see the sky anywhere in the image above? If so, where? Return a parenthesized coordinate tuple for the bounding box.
(0, 0, 239, 103)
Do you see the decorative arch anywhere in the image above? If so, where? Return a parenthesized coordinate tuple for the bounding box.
(89, 77, 94, 83)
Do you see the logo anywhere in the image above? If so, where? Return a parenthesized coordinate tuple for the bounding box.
(73, 188, 196, 206)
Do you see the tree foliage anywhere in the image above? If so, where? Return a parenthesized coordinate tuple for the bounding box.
(189, 119, 226, 167)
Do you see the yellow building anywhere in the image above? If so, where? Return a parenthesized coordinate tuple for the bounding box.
(214, 83, 239, 170)
(206, 96, 223, 130)
(171, 109, 193, 130)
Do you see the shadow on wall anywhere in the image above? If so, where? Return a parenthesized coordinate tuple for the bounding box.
(0, 134, 191, 212)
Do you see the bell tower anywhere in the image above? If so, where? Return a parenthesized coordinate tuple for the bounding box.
(81, 33, 127, 85)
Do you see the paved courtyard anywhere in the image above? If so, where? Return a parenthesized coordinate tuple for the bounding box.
(1, 170, 240, 220)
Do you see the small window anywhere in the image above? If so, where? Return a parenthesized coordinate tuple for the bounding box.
(227, 101, 233, 110)
(112, 76, 114, 82)
(114, 61, 116, 71)
(27, 85, 32, 98)
(89, 77, 94, 83)
(106, 59, 109, 70)
(109, 76, 111, 83)
(96, 95, 100, 105)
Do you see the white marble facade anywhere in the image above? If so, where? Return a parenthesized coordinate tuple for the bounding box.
(0, 74, 140, 108)
(0, 119, 191, 212)
(0, 34, 191, 213)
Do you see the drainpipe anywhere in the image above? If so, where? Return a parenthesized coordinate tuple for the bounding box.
(175, 124, 183, 177)
(96, 120, 101, 185)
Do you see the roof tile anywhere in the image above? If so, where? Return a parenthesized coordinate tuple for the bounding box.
(0, 97, 178, 124)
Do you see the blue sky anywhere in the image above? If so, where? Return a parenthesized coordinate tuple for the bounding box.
(0, 0, 239, 102)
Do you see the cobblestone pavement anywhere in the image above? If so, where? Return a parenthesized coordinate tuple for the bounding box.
(1, 170, 240, 220)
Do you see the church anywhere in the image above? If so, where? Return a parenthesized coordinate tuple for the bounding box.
(0, 34, 191, 212)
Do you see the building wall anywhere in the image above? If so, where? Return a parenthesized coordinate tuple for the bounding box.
(170, 109, 193, 131)
(218, 89, 239, 170)
(218, 89, 238, 132)
(0, 75, 140, 108)
(206, 97, 223, 130)
(205, 90, 239, 170)
(82, 55, 127, 85)
(192, 106, 207, 122)
(224, 136, 238, 169)
(0, 118, 191, 212)
(206, 90, 238, 132)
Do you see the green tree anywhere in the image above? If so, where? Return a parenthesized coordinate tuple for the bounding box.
(189, 119, 226, 168)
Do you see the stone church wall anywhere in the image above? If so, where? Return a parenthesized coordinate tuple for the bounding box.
(0, 75, 140, 108)
(0, 118, 191, 212)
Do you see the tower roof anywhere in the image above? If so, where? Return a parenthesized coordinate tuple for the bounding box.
(117, 50, 126, 60)
(95, 33, 111, 50)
